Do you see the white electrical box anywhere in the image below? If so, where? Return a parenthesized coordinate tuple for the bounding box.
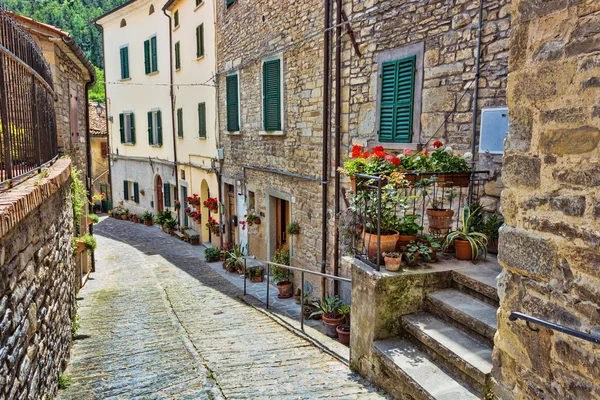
(479, 107, 509, 155)
(216, 148, 224, 160)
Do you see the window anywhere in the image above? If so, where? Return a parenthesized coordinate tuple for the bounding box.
(148, 110, 163, 146)
(196, 0, 203, 6)
(149, 5, 155, 14)
(164, 183, 172, 207)
(379, 55, 416, 143)
(198, 102, 206, 138)
(177, 108, 183, 138)
(174, 10, 179, 27)
(263, 59, 281, 131)
(226, 75, 239, 132)
(120, 46, 130, 79)
(124, 181, 139, 203)
(226, 0, 236, 7)
(144, 36, 158, 74)
(70, 85, 78, 143)
(248, 191, 255, 210)
(196, 24, 204, 58)
(119, 113, 136, 144)
(175, 41, 181, 70)
(100, 142, 108, 158)
(120, 19, 127, 28)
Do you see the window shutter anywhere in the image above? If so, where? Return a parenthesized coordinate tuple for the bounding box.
(124, 47, 129, 78)
(133, 182, 139, 203)
(157, 110, 163, 145)
(174, 10, 179, 27)
(226, 75, 239, 131)
(123, 180, 129, 200)
(196, 25, 204, 58)
(101, 142, 108, 158)
(175, 42, 181, 70)
(164, 183, 171, 207)
(177, 108, 183, 138)
(263, 59, 281, 131)
(130, 113, 136, 144)
(120, 47, 125, 79)
(151, 36, 158, 72)
(119, 113, 125, 143)
(148, 111, 153, 145)
(198, 103, 206, 138)
(226, 0, 235, 7)
(144, 40, 151, 74)
(379, 56, 415, 143)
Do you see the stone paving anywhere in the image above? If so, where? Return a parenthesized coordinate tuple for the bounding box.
(59, 217, 388, 399)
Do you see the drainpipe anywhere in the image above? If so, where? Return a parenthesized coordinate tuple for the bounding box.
(163, 8, 179, 201)
(333, 0, 342, 296)
(469, 0, 485, 204)
(84, 72, 96, 272)
(321, 0, 332, 297)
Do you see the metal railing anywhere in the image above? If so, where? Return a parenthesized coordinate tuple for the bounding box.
(509, 312, 600, 345)
(0, 9, 58, 189)
(242, 258, 351, 331)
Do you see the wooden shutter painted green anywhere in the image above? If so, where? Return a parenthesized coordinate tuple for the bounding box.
(226, 75, 239, 131)
(123, 181, 129, 200)
(175, 42, 181, 70)
(177, 108, 183, 138)
(133, 182, 139, 203)
(198, 103, 206, 138)
(151, 36, 158, 73)
(164, 183, 171, 207)
(196, 0, 202, 6)
(130, 113, 136, 144)
(263, 59, 281, 131)
(226, 0, 235, 7)
(120, 47, 129, 79)
(196, 24, 204, 58)
(119, 113, 125, 143)
(174, 10, 179, 27)
(379, 56, 415, 143)
(157, 110, 163, 145)
(144, 40, 151, 74)
(148, 111, 153, 145)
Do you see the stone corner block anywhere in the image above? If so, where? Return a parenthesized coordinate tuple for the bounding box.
(498, 225, 556, 280)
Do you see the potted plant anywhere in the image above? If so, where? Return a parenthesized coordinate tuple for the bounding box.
(164, 218, 178, 235)
(155, 210, 173, 230)
(429, 141, 471, 187)
(310, 296, 345, 338)
(477, 213, 504, 254)
(420, 235, 441, 262)
(247, 266, 264, 283)
(383, 252, 402, 272)
(87, 214, 99, 225)
(226, 244, 245, 274)
(395, 213, 422, 250)
(120, 209, 129, 220)
(293, 287, 302, 304)
(174, 199, 181, 211)
(401, 241, 421, 267)
(246, 211, 261, 226)
(442, 205, 488, 261)
(206, 216, 220, 236)
(129, 213, 138, 223)
(336, 324, 350, 346)
(73, 234, 97, 255)
(187, 194, 201, 210)
(204, 246, 221, 262)
(142, 211, 154, 226)
(426, 187, 457, 235)
(286, 221, 300, 235)
(271, 248, 293, 298)
(203, 197, 219, 213)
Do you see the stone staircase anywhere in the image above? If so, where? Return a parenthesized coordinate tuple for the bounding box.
(374, 263, 501, 399)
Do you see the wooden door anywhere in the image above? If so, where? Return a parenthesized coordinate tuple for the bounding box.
(228, 186, 236, 244)
(276, 198, 290, 250)
(156, 175, 164, 213)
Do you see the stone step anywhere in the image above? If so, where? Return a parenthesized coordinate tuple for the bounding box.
(452, 263, 501, 305)
(401, 312, 493, 391)
(427, 289, 498, 343)
(374, 338, 480, 400)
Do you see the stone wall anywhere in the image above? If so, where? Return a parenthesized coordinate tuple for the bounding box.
(493, 1, 600, 398)
(0, 159, 76, 399)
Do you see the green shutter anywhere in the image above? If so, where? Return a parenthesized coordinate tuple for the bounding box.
(124, 47, 129, 78)
(119, 113, 125, 143)
(157, 110, 163, 145)
(196, 25, 204, 58)
(177, 108, 183, 138)
(123, 180, 129, 200)
(151, 36, 158, 73)
(164, 183, 171, 207)
(196, 0, 202, 6)
(133, 182, 139, 203)
(379, 56, 415, 143)
(148, 111, 153, 145)
(198, 103, 206, 138)
(226, 75, 239, 131)
(130, 113, 136, 144)
(226, 0, 235, 6)
(120, 47, 125, 79)
(174, 10, 179, 27)
(263, 59, 281, 131)
(175, 42, 181, 70)
(144, 40, 151, 74)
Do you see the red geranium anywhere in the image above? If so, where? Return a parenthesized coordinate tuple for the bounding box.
(433, 141, 444, 149)
(351, 145, 363, 158)
(373, 150, 387, 158)
(390, 157, 400, 165)
(372, 146, 384, 152)
(360, 151, 371, 158)
(423, 151, 429, 156)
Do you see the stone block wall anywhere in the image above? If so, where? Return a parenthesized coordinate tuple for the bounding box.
(493, 1, 600, 398)
(0, 159, 76, 399)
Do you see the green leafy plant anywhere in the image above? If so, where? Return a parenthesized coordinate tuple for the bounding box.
(286, 221, 300, 235)
(247, 266, 263, 278)
(88, 214, 99, 224)
(401, 240, 428, 264)
(163, 218, 178, 231)
(478, 213, 504, 242)
(155, 210, 173, 226)
(310, 296, 344, 319)
(58, 374, 71, 390)
(339, 304, 351, 317)
(70, 165, 88, 232)
(382, 251, 401, 258)
(442, 205, 488, 261)
(204, 247, 221, 262)
(142, 211, 154, 222)
(396, 213, 422, 236)
(271, 248, 291, 283)
(73, 234, 97, 253)
(226, 244, 245, 270)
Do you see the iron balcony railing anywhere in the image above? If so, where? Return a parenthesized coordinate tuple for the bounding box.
(509, 312, 600, 345)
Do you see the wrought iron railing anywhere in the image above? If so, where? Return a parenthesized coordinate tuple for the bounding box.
(0, 9, 58, 189)
(509, 312, 600, 345)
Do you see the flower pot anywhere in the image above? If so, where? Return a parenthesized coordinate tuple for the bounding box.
(145, 220, 153, 226)
(384, 256, 402, 272)
(350, 175, 356, 191)
(487, 239, 498, 254)
(120, 215, 127, 220)
(404, 253, 420, 267)
(95, 209, 102, 215)
(395, 235, 417, 251)
(336, 324, 350, 346)
(87, 217, 93, 225)
(250, 275, 263, 283)
(75, 241, 86, 254)
(322, 315, 345, 338)
(399, 170, 417, 185)
(276, 281, 293, 299)
(363, 230, 399, 260)
(426, 209, 454, 235)
(425, 247, 438, 262)
(227, 266, 236, 273)
(293, 294, 301, 304)
(437, 173, 471, 187)
(454, 239, 474, 260)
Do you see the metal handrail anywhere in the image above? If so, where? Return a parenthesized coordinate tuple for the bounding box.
(243, 258, 351, 331)
(509, 312, 600, 345)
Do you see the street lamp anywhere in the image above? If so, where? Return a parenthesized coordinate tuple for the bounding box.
(95, 103, 103, 117)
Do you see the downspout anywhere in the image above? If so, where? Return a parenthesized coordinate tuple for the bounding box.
(163, 8, 179, 201)
(84, 70, 96, 273)
(469, 0, 485, 204)
(321, 0, 332, 297)
(333, 0, 342, 296)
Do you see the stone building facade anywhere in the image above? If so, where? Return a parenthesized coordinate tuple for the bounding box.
(0, 159, 77, 399)
(89, 102, 110, 207)
(494, 0, 600, 398)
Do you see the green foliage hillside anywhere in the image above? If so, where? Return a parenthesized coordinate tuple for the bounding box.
(3, 0, 128, 68)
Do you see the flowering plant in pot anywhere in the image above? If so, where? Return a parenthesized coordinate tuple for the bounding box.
(245, 211, 261, 226)
(174, 199, 181, 211)
(203, 197, 219, 213)
(271, 248, 292, 298)
(187, 194, 201, 209)
(442, 205, 488, 261)
(190, 211, 202, 224)
(247, 266, 264, 283)
(310, 296, 345, 338)
(206, 216, 220, 236)
(428, 141, 471, 186)
(340, 145, 402, 190)
(184, 206, 192, 216)
(382, 251, 402, 272)
(73, 234, 97, 255)
(141, 211, 154, 226)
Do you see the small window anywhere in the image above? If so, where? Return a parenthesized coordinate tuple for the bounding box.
(226, 75, 239, 132)
(263, 59, 281, 131)
(119, 113, 136, 144)
(70, 85, 78, 143)
(248, 191, 255, 210)
(144, 36, 158, 74)
(147, 110, 163, 146)
(149, 5, 155, 14)
(198, 103, 206, 138)
(120, 46, 130, 79)
(379, 56, 416, 143)
(123, 181, 139, 203)
(174, 10, 179, 28)
(163, 183, 172, 207)
(175, 41, 181, 70)
(196, 0, 203, 6)
(196, 24, 204, 58)
(226, 0, 236, 7)
(120, 19, 127, 28)
(100, 142, 108, 158)
(177, 108, 183, 138)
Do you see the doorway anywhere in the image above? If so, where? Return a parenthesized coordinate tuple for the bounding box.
(181, 185, 188, 226)
(276, 198, 290, 250)
(156, 175, 164, 213)
(227, 184, 236, 245)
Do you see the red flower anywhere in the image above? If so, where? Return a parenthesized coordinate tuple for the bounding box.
(351, 145, 363, 158)
(423, 151, 429, 156)
(372, 145, 384, 152)
(433, 141, 443, 149)
(360, 151, 371, 158)
(373, 150, 387, 158)
(390, 157, 400, 165)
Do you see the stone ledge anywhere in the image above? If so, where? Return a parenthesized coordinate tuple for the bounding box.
(0, 158, 71, 238)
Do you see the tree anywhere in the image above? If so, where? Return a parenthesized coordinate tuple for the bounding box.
(89, 66, 105, 103)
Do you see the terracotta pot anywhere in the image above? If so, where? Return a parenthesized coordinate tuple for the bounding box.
(227, 266, 236, 273)
(404, 253, 420, 267)
(399, 170, 417, 185)
(395, 235, 417, 251)
(363, 230, 399, 260)
(350, 175, 356, 191)
(425, 247, 438, 262)
(87, 217, 93, 225)
(336, 324, 350, 346)
(384, 256, 402, 272)
(250, 275, 263, 283)
(487, 239, 498, 254)
(426, 209, 454, 232)
(222, 261, 227, 269)
(454, 239, 474, 260)
(120, 215, 127, 220)
(322, 315, 345, 338)
(437, 173, 471, 187)
(276, 281, 293, 299)
(145, 220, 153, 226)
(75, 241, 86, 254)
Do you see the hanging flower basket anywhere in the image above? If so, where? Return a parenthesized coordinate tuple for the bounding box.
(203, 197, 219, 214)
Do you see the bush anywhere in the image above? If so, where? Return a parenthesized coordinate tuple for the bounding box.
(155, 210, 172, 226)
(205, 247, 221, 262)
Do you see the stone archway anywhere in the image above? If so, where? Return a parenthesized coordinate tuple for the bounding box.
(200, 179, 210, 243)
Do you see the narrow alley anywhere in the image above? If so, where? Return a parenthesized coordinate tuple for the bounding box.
(58, 217, 386, 399)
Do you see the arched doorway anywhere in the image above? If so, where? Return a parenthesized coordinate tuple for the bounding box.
(200, 179, 210, 243)
(156, 175, 164, 213)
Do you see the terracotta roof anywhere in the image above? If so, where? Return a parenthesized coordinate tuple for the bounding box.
(89, 102, 108, 136)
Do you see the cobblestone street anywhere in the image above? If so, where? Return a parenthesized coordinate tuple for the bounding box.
(58, 217, 387, 399)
